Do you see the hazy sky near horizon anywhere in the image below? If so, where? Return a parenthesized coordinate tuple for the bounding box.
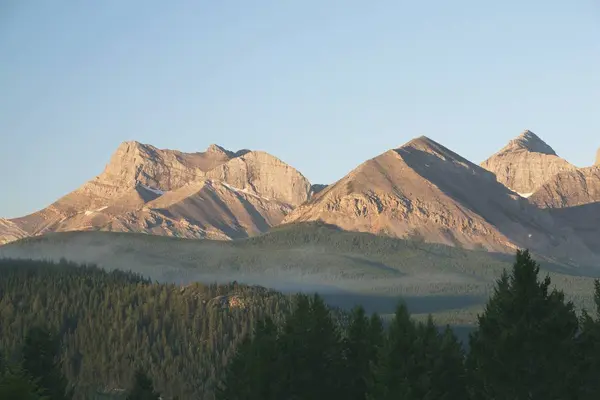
(1, 0, 599, 217)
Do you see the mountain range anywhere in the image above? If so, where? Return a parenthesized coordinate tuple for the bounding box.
(2, 130, 600, 266)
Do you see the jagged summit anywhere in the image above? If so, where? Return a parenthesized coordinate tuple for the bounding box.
(501, 130, 557, 156)
(595, 148, 600, 166)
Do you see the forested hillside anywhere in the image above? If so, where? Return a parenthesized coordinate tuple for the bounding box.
(0, 259, 298, 399)
(2, 252, 600, 399)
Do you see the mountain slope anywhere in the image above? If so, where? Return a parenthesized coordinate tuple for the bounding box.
(101, 180, 293, 240)
(529, 166, 600, 209)
(0, 218, 28, 245)
(480, 130, 576, 196)
(2, 142, 311, 243)
(283, 136, 594, 264)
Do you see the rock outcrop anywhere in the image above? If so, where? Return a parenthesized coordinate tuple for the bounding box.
(2, 142, 311, 243)
(481, 130, 576, 196)
(529, 166, 600, 209)
(596, 148, 600, 166)
(103, 180, 293, 240)
(283, 136, 593, 264)
(0, 219, 29, 245)
(204, 151, 311, 206)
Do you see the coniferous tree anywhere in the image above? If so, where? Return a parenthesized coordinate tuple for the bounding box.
(467, 249, 579, 400)
(216, 317, 279, 400)
(575, 279, 600, 399)
(368, 302, 416, 400)
(125, 369, 160, 400)
(275, 294, 343, 400)
(343, 306, 382, 400)
(418, 321, 468, 400)
(0, 352, 48, 400)
(21, 327, 72, 400)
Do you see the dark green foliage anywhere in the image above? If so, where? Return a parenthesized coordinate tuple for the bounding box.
(0, 359, 48, 400)
(342, 307, 382, 400)
(467, 249, 579, 400)
(575, 279, 600, 399)
(125, 369, 160, 400)
(21, 327, 72, 400)
(216, 317, 279, 400)
(274, 294, 344, 400)
(5, 248, 600, 400)
(0, 258, 296, 399)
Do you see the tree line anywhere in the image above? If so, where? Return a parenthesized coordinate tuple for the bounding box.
(218, 249, 600, 400)
(2, 250, 600, 399)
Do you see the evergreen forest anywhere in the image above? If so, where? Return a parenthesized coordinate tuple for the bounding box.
(2, 250, 600, 399)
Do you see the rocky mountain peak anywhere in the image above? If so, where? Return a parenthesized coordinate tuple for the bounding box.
(206, 144, 234, 157)
(398, 136, 490, 179)
(503, 130, 557, 156)
(481, 130, 574, 195)
(596, 148, 600, 166)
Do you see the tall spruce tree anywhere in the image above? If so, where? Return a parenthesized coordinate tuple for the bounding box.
(575, 279, 600, 399)
(275, 294, 343, 400)
(467, 249, 579, 400)
(0, 352, 47, 400)
(21, 327, 71, 400)
(216, 317, 279, 400)
(125, 369, 160, 400)
(368, 302, 417, 400)
(342, 306, 382, 400)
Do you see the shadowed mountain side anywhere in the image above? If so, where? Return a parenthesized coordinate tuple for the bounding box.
(100, 180, 294, 240)
(283, 137, 596, 266)
(1, 141, 312, 244)
(547, 202, 600, 253)
(529, 166, 600, 209)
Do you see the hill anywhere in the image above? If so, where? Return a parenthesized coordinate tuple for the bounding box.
(0, 258, 299, 399)
(2, 222, 598, 324)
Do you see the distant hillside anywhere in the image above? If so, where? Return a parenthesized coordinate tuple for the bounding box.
(2, 222, 598, 325)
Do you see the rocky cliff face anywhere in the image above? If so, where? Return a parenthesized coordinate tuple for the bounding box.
(529, 166, 600, 209)
(480, 130, 575, 196)
(283, 136, 594, 264)
(2, 142, 310, 243)
(204, 151, 311, 206)
(0, 219, 28, 245)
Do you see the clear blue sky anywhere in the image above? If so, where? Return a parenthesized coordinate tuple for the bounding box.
(1, 0, 599, 218)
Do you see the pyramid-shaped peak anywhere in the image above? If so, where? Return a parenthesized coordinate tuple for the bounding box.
(206, 144, 234, 155)
(398, 135, 472, 165)
(504, 130, 557, 156)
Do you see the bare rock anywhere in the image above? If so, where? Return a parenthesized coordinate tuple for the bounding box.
(529, 166, 600, 208)
(284, 135, 594, 264)
(204, 151, 311, 206)
(0, 219, 29, 245)
(481, 130, 576, 195)
(3, 142, 310, 243)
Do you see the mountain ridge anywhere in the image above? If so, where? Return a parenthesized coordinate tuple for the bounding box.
(283, 136, 596, 265)
(3, 141, 310, 242)
(2, 131, 599, 267)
